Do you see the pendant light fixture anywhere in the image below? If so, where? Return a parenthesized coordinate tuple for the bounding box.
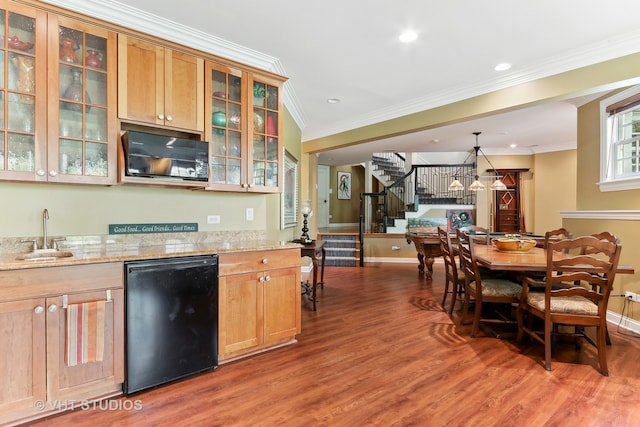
(450, 132, 507, 191)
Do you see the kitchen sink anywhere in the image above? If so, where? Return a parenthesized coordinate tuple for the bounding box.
(16, 250, 74, 261)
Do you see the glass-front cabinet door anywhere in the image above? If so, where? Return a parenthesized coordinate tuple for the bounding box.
(0, 2, 46, 181)
(205, 61, 245, 191)
(250, 75, 281, 192)
(204, 60, 284, 193)
(47, 15, 117, 184)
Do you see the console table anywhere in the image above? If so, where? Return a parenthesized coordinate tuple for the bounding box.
(300, 239, 326, 311)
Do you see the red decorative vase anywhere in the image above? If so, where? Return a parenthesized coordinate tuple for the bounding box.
(85, 49, 103, 68)
(266, 115, 275, 135)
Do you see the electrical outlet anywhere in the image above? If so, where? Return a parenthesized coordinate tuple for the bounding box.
(625, 291, 640, 302)
(246, 208, 254, 221)
(207, 215, 220, 224)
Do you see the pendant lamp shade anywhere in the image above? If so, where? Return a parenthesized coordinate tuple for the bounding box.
(448, 178, 464, 191)
(448, 132, 507, 191)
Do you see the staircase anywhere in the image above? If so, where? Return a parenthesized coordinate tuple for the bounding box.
(317, 233, 360, 267)
(371, 153, 406, 185)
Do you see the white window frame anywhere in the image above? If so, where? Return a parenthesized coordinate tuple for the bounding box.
(599, 84, 640, 192)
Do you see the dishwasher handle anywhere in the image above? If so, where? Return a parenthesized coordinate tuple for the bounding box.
(126, 256, 217, 274)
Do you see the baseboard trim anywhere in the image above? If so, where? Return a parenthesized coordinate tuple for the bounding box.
(364, 257, 425, 264)
(607, 310, 640, 335)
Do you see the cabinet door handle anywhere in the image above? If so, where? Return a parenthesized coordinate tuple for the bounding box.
(48, 304, 58, 313)
(166, 114, 173, 121)
(158, 113, 165, 120)
(259, 276, 265, 283)
(264, 275, 271, 282)
(36, 169, 45, 176)
(49, 170, 57, 177)
(262, 258, 268, 264)
(34, 305, 44, 314)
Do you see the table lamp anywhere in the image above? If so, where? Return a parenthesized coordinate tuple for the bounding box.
(300, 200, 313, 243)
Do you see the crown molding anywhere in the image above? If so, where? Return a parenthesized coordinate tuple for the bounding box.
(39, 0, 640, 141)
(39, 0, 308, 129)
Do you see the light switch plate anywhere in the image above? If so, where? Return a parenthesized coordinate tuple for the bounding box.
(246, 208, 254, 221)
(207, 215, 220, 224)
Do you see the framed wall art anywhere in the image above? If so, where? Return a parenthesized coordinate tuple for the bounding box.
(446, 209, 474, 232)
(337, 171, 351, 200)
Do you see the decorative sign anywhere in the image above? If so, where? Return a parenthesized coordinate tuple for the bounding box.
(109, 223, 198, 235)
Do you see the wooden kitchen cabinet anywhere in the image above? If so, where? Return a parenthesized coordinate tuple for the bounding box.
(46, 15, 118, 184)
(205, 60, 285, 193)
(0, 297, 47, 425)
(0, 1, 47, 182)
(118, 35, 204, 132)
(0, 1, 118, 185)
(218, 249, 300, 362)
(0, 263, 124, 426)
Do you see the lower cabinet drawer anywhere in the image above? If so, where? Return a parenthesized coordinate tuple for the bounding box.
(218, 248, 299, 275)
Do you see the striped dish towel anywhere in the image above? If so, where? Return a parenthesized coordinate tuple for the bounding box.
(65, 300, 107, 367)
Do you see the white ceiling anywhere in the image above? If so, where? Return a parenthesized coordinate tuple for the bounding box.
(47, 0, 640, 165)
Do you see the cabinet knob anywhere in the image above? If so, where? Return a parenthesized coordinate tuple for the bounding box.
(265, 275, 271, 282)
(34, 305, 44, 314)
(259, 276, 265, 283)
(48, 304, 58, 313)
(158, 113, 165, 120)
(242, 183, 248, 188)
(166, 114, 173, 121)
(49, 170, 58, 177)
(36, 169, 46, 177)
(262, 258, 268, 264)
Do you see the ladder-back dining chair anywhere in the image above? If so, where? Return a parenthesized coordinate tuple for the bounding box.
(438, 227, 465, 314)
(457, 228, 522, 338)
(516, 235, 621, 375)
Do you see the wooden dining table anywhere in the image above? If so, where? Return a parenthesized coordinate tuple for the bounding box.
(472, 245, 635, 275)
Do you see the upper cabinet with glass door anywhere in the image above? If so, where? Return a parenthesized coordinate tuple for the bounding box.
(47, 15, 117, 184)
(205, 60, 284, 193)
(0, 1, 46, 182)
(250, 75, 282, 193)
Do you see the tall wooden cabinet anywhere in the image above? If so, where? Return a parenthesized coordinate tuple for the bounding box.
(0, 263, 124, 426)
(492, 168, 529, 233)
(118, 35, 204, 132)
(218, 249, 300, 362)
(205, 60, 285, 193)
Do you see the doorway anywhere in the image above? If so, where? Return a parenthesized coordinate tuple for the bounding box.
(317, 165, 330, 228)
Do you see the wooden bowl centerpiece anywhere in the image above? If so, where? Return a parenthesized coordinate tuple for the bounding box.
(492, 238, 537, 253)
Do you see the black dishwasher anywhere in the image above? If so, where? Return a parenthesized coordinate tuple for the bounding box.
(124, 255, 218, 395)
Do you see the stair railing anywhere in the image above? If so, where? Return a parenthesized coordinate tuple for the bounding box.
(361, 162, 476, 236)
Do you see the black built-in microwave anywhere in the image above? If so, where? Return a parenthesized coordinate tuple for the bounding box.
(121, 131, 209, 181)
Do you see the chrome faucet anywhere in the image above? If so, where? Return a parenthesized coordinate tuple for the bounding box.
(42, 209, 49, 250)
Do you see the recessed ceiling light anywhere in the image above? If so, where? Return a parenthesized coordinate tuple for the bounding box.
(494, 63, 511, 71)
(510, 143, 517, 148)
(399, 30, 418, 43)
(327, 98, 341, 104)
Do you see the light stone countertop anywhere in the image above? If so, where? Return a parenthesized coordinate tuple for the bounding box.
(0, 231, 302, 271)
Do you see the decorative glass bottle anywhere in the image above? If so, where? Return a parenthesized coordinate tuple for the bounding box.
(62, 68, 90, 111)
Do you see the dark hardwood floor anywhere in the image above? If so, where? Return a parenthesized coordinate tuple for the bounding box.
(29, 263, 640, 427)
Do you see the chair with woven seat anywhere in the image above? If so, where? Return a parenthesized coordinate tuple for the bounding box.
(438, 227, 465, 314)
(456, 228, 522, 338)
(516, 235, 621, 375)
